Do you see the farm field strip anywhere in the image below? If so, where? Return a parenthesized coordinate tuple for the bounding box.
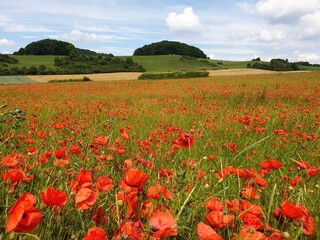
(0, 75, 35, 84)
(0, 72, 319, 239)
(26, 69, 312, 83)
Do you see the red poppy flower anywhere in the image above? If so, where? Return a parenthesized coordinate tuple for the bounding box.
(197, 222, 222, 240)
(205, 197, 224, 211)
(294, 160, 311, 169)
(205, 211, 235, 228)
(27, 146, 38, 155)
(120, 127, 129, 141)
(150, 210, 178, 238)
(53, 159, 70, 167)
(254, 175, 268, 188)
(124, 168, 148, 189)
(96, 176, 113, 192)
(54, 148, 66, 159)
(37, 130, 46, 139)
(75, 184, 98, 210)
(281, 201, 304, 220)
(241, 182, 260, 199)
(54, 122, 63, 130)
(147, 186, 161, 200)
(239, 200, 263, 218)
(226, 199, 240, 214)
(41, 187, 67, 207)
(91, 206, 109, 226)
(235, 228, 267, 240)
(228, 143, 237, 151)
(177, 132, 195, 148)
(83, 226, 107, 240)
(1, 153, 23, 168)
(241, 212, 264, 230)
(302, 215, 315, 236)
(70, 145, 81, 155)
(160, 167, 174, 177)
(6, 193, 42, 233)
(2, 168, 33, 186)
(76, 169, 92, 186)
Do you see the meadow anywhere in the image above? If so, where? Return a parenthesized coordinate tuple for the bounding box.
(0, 72, 319, 239)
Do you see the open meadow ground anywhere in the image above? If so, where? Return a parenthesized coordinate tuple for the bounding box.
(0, 72, 319, 239)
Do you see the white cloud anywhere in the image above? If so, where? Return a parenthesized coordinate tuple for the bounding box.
(300, 11, 320, 38)
(256, 0, 320, 23)
(166, 7, 202, 33)
(294, 52, 320, 63)
(254, 28, 285, 42)
(0, 38, 16, 46)
(50, 29, 129, 43)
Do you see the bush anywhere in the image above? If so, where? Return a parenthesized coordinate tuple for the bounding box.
(138, 71, 209, 80)
(48, 77, 92, 83)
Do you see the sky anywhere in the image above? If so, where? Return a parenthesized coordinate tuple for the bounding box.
(1, 0, 320, 63)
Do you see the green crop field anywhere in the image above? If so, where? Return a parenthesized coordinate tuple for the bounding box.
(131, 55, 213, 72)
(0, 76, 35, 84)
(8, 55, 59, 68)
(131, 55, 260, 72)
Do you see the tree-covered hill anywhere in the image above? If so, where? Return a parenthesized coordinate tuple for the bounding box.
(133, 40, 207, 59)
(13, 39, 75, 55)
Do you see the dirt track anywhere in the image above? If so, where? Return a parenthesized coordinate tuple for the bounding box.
(28, 69, 308, 82)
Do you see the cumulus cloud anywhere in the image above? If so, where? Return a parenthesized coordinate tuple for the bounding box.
(50, 29, 128, 42)
(166, 7, 202, 33)
(253, 28, 285, 42)
(0, 38, 16, 46)
(300, 11, 320, 38)
(294, 51, 320, 63)
(256, 0, 320, 23)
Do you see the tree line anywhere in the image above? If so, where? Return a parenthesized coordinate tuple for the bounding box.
(248, 58, 299, 71)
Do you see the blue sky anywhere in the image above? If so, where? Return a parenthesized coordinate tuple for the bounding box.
(1, 0, 320, 63)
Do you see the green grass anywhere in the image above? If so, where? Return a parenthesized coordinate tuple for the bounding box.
(131, 55, 255, 72)
(212, 60, 267, 69)
(0, 76, 35, 84)
(8, 55, 59, 68)
(296, 65, 320, 71)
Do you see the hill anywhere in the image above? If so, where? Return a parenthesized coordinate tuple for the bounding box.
(13, 39, 75, 55)
(133, 40, 207, 59)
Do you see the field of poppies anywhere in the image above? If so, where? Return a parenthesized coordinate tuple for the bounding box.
(0, 72, 319, 239)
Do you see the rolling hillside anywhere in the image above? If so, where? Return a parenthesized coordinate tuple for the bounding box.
(4, 54, 319, 74)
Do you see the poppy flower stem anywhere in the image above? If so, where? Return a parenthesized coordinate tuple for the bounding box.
(0, 137, 10, 149)
(230, 135, 271, 163)
(266, 183, 277, 223)
(176, 186, 196, 222)
(17, 233, 40, 240)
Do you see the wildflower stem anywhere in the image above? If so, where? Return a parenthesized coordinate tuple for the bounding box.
(230, 135, 271, 163)
(176, 186, 196, 221)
